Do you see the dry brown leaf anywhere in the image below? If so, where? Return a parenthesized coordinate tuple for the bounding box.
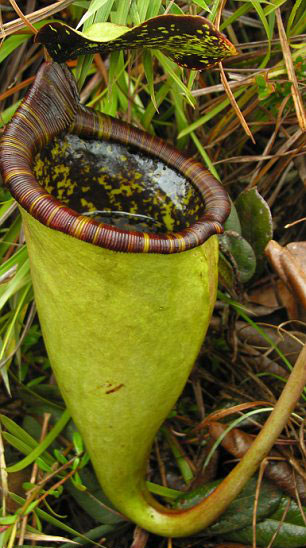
(248, 284, 280, 309)
(265, 240, 306, 314)
(276, 279, 300, 320)
(130, 526, 149, 548)
(209, 422, 306, 503)
(219, 62, 255, 143)
(236, 321, 306, 366)
(9, 0, 37, 34)
(287, 242, 306, 271)
(23, 532, 79, 543)
(195, 402, 273, 432)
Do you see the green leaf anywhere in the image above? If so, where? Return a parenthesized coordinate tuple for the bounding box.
(190, 132, 219, 175)
(2, 432, 36, 456)
(36, 14, 237, 69)
(272, 496, 306, 526)
(287, 0, 304, 35)
(220, 231, 257, 283)
(142, 80, 171, 129)
(178, 87, 245, 139)
(224, 497, 306, 547)
(6, 410, 70, 472)
(174, 477, 282, 535)
(76, 0, 112, 28)
(147, 481, 180, 500)
(0, 216, 22, 260)
(154, 50, 195, 107)
(0, 414, 38, 449)
(255, 74, 275, 100)
(72, 431, 84, 455)
(145, 0, 163, 19)
(193, 0, 211, 12)
(235, 188, 273, 274)
(66, 468, 124, 525)
(218, 252, 237, 293)
(142, 49, 158, 112)
(9, 493, 105, 546)
(223, 201, 241, 234)
(205, 478, 282, 536)
(0, 257, 31, 312)
(167, 3, 184, 15)
(0, 34, 30, 64)
(249, 0, 271, 40)
(73, 1, 90, 7)
(0, 20, 59, 63)
(0, 101, 21, 127)
(59, 524, 121, 548)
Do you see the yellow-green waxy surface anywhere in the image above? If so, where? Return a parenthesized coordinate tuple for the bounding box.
(22, 208, 218, 536)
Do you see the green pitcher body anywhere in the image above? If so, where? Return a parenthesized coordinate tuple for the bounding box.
(0, 62, 233, 537)
(23, 209, 218, 527)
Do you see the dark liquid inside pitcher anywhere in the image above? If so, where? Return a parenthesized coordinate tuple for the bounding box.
(34, 135, 204, 234)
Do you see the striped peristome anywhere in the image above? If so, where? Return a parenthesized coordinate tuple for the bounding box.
(0, 62, 230, 254)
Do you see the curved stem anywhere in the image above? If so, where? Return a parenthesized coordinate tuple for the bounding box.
(113, 344, 306, 537)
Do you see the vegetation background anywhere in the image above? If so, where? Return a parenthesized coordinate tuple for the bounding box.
(0, 1, 305, 547)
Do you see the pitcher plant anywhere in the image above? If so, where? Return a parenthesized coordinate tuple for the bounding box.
(0, 14, 305, 539)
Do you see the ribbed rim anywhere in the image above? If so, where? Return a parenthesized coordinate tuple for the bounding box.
(0, 62, 230, 254)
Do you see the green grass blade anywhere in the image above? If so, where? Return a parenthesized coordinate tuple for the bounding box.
(0, 101, 21, 127)
(190, 131, 220, 179)
(218, 291, 306, 397)
(142, 81, 171, 129)
(249, 0, 272, 40)
(0, 260, 31, 312)
(145, 0, 163, 19)
(0, 414, 38, 448)
(9, 493, 103, 546)
(0, 286, 30, 358)
(76, 0, 111, 29)
(146, 481, 180, 499)
(167, 3, 184, 15)
(0, 245, 28, 277)
(6, 410, 70, 472)
(220, 3, 252, 30)
(0, 216, 21, 259)
(0, 20, 60, 63)
(76, 0, 116, 88)
(113, 0, 132, 24)
(0, 35, 30, 63)
(287, 0, 304, 35)
(203, 407, 274, 469)
(263, 0, 287, 15)
(154, 51, 196, 108)
(178, 87, 245, 138)
(208, 0, 222, 22)
(193, 0, 211, 13)
(2, 432, 38, 458)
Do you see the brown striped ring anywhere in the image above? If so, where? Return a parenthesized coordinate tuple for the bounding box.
(0, 62, 230, 254)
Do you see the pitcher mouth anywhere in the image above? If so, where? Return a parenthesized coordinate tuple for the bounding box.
(0, 62, 230, 254)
